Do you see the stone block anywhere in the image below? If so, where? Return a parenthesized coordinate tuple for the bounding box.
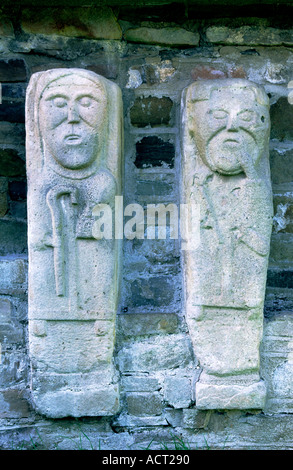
(0, 220, 27, 256)
(136, 180, 174, 197)
(118, 313, 178, 337)
(0, 59, 27, 82)
(130, 96, 173, 128)
(164, 408, 183, 427)
(182, 408, 212, 429)
(0, 297, 12, 323)
(270, 145, 293, 185)
(0, 389, 30, 418)
(0, 350, 29, 388)
(270, 97, 293, 141)
(164, 373, 192, 409)
(0, 322, 24, 346)
(261, 313, 293, 413)
(125, 26, 199, 47)
(32, 384, 120, 418)
(126, 392, 163, 416)
(130, 277, 177, 309)
(21, 7, 122, 40)
(0, 149, 25, 177)
(113, 412, 168, 428)
(269, 233, 293, 266)
(191, 65, 247, 81)
(117, 334, 194, 372)
(121, 375, 160, 392)
(191, 66, 227, 81)
(196, 381, 267, 410)
(0, 258, 27, 294)
(206, 26, 293, 46)
(273, 192, 293, 234)
(135, 136, 175, 168)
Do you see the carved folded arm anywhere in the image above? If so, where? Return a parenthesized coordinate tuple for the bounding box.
(235, 227, 270, 256)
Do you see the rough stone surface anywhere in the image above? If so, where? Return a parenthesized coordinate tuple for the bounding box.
(164, 372, 192, 409)
(130, 96, 173, 128)
(118, 312, 178, 337)
(181, 79, 273, 409)
(118, 334, 194, 372)
(206, 26, 293, 46)
(125, 26, 199, 47)
(262, 313, 293, 413)
(21, 7, 122, 40)
(126, 392, 163, 416)
(270, 145, 293, 186)
(0, 257, 27, 295)
(270, 97, 293, 141)
(0, 16, 14, 38)
(26, 68, 123, 417)
(196, 381, 267, 410)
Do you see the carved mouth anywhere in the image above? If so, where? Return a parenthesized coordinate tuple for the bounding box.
(64, 134, 82, 144)
(223, 138, 240, 147)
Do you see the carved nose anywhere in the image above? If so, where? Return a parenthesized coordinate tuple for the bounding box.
(67, 103, 80, 123)
(226, 114, 238, 131)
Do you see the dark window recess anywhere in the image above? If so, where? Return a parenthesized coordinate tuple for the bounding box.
(267, 270, 293, 289)
(135, 136, 175, 168)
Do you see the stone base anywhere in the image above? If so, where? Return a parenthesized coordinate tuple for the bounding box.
(32, 384, 120, 418)
(195, 380, 266, 410)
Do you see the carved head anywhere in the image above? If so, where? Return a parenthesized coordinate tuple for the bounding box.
(38, 72, 107, 172)
(188, 79, 270, 175)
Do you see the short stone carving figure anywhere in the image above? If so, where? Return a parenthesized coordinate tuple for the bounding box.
(181, 79, 273, 409)
(26, 69, 123, 417)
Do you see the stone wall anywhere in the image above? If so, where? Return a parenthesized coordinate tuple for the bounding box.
(0, 1, 293, 450)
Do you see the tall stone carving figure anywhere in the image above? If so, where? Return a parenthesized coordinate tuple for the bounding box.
(26, 69, 123, 417)
(181, 79, 273, 409)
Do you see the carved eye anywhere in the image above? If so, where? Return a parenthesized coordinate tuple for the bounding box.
(211, 109, 228, 120)
(79, 96, 93, 108)
(238, 110, 254, 122)
(52, 97, 67, 108)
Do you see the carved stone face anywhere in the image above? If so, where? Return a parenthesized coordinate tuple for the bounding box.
(39, 75, 107, 171)
(193, 85, 269, 175)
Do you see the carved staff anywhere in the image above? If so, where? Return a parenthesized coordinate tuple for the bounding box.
(46, 185, 78, 297)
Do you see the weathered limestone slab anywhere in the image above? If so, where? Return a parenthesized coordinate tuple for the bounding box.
(21, 7, 122, 40)
(181, 79, 273, 409)
(125, 26, 199, 47)
(206, 26, 293, 46)
(26, 68, 123, 417)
